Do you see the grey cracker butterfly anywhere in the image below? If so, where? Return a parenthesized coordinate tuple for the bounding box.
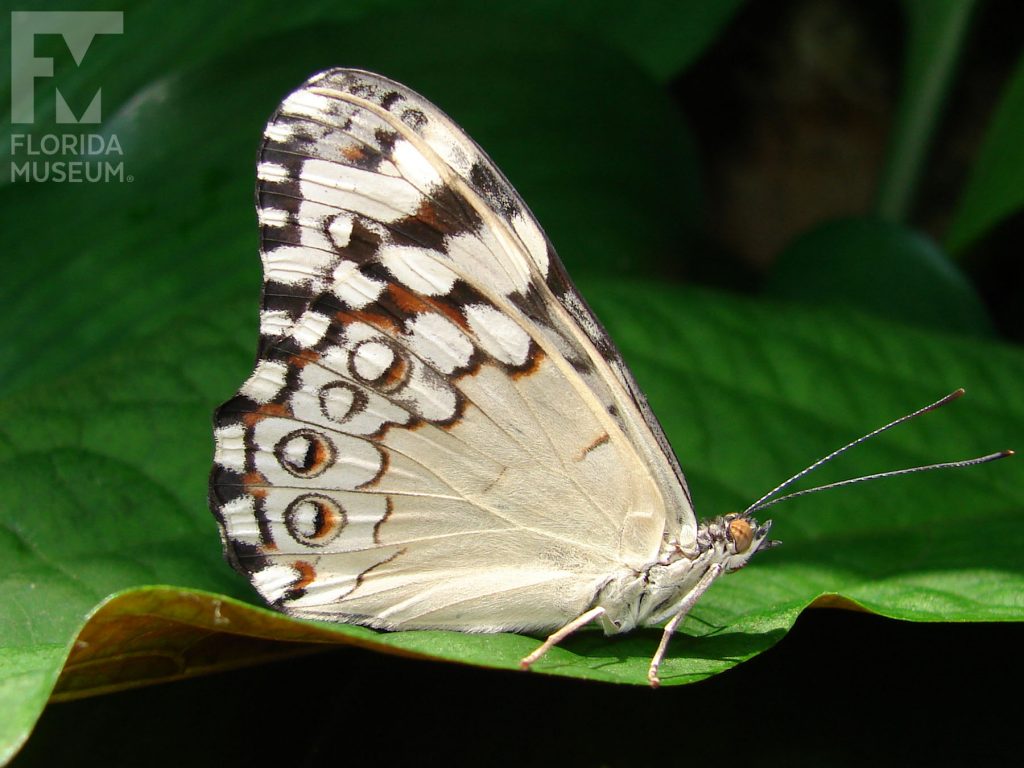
(209, 69, 1009, 686)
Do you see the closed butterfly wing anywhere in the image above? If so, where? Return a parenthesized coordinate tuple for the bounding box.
(210, 69, 696, 632)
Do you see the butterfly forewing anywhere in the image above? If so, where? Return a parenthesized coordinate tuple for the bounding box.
(210, 69, 694, 632)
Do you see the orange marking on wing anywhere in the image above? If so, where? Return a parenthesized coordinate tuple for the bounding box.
(316, 501, 339, 539)
(388, 283, 468, 329)
(415, 198, 446, 232)
(511, 347, 545, 380)
(243, 470, 269, 499)
(576, 432, 610, 461)
(242, 471, 267, 485)
(292, 561, 317, 591)
(342, 144, 366, 162)
(335, 308, 400, 334)
(242, 402, 292, 426)
(380, 356, 408, 389)
(311, 437, 332, 473)
(388, 282, 434, 315)
(289, 349, 320, 369)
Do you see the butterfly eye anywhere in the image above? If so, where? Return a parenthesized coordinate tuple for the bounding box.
(728, 518, 754, 554)
(274, 429, 337, 478)
(284, 494, 346, 547)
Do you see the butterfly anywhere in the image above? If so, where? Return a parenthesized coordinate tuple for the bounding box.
(209, 69, 1010, 686)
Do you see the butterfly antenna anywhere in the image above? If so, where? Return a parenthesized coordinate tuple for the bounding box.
(743, 388, 1014, 516)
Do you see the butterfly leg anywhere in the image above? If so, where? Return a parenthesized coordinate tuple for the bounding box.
(647, 563, 725, 688)
(519, 606, 607, 670)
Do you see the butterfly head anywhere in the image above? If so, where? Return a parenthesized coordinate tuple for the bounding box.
(701, 512, 777, 573)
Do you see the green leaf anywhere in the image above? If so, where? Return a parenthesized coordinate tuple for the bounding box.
(946, 47, 1024, 254)
(516, 0, 748, 80)
(764, 217, 993, 336)
(2, 281, 1021, 762)
(875, 0, 978, 221)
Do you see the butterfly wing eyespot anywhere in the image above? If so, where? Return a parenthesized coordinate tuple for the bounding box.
(284, 494, 347, 547)
(273, 429, 337, 478)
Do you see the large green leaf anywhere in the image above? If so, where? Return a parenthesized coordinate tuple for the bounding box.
(765, 217, 993, 336)
(945, 47, 1024, 254)
(1, 281, 1021, 762)
(517, 0, 748, 80)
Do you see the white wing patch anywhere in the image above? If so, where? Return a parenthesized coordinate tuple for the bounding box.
(330, 261, 387, 308)
(463, 304, 530, 366)
(239, 360, 288, 403)
(446, 229, 533, 296)
(327, 213, 353, 248)
(392, 139, 445, 189)
(291, 311, 331, 348)
(511, 213, 549, 275)
(213, 424, 246, 471)
(299, 158, 424, 222)
(219, 496, 264, 546)
(256, 162, 289, 184)
(259, 310, 293, 337)
(405, 313, 474, 373)
(379, 245, 458, 295)
(263, 245, 336, 287)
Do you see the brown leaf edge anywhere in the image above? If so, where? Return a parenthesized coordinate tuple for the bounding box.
(51, 587, 435, 702)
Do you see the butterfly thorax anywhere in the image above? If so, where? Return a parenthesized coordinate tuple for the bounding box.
(595, 513, 774, 634)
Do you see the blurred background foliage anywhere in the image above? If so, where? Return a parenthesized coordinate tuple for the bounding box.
(2, 0, 1022, 765)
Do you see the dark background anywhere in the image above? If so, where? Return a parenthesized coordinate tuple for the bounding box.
(17, 611, 1023, 766)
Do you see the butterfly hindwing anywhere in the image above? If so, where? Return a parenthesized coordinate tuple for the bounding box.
(211, 69, 695, 631)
